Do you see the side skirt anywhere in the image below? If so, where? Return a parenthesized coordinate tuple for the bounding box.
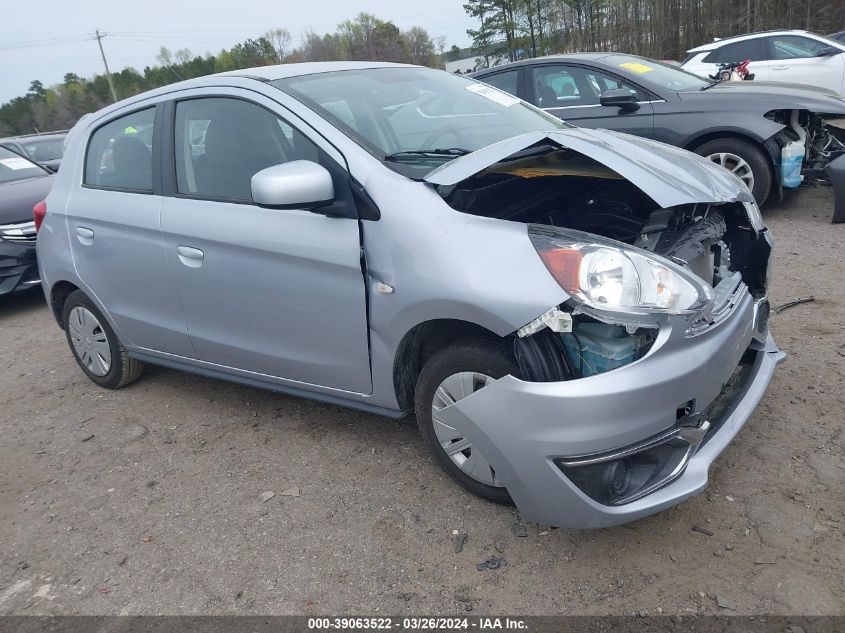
(128, 349, 405, 419)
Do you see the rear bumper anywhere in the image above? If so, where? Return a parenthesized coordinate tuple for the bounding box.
(0, 240, 39, 296)
(436, 288, 784, 528)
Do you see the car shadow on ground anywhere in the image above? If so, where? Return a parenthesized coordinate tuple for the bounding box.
(0, 286, 47, 322)
(764, 186, 834, 224)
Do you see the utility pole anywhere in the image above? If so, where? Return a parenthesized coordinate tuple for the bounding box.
(91, 29, 118, 103)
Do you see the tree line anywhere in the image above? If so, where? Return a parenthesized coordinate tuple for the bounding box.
(3, 1, 844, 136)
(0, 13, 445, 136)
(464, 0, 845, 66)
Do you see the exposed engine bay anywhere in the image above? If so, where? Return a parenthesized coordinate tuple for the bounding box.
(767, 109, 845, 179)
(438, 144, 772, 382)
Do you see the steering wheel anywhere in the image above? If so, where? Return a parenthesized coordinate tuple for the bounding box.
(412, 92, 469, 149)
(421, 126, 467, 150)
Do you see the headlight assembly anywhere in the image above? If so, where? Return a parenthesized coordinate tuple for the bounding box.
(529, 225, 713, 317)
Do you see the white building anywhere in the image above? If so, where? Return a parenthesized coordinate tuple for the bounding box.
(444, 56, 481, 75)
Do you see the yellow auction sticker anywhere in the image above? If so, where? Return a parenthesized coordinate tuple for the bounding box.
(619, 62, 654, 74)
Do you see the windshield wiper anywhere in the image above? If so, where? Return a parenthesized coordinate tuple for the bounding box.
(700, 80, 720, 91)
(384, 148, 472, 161)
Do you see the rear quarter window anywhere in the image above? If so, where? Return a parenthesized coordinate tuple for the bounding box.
(84, 107, 156, 192)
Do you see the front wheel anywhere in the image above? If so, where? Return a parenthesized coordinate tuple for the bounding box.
(694, 137, 773, 206)
(414, 339, 518, 505)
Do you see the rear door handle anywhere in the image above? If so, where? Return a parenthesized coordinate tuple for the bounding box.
(176, 245, 204, 268)
(772, 65, 790, 70)
(75, 226, 94, 246)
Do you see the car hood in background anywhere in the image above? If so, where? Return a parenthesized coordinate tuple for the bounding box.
(679, 81, 845, 114)
(0, 175, 54, 224)
(425, 128, 754, 208)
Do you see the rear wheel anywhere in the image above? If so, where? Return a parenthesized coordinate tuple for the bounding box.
(62, 290, 143, 389)
(414, 339, 518, 504)
(694, 137, 772, 206)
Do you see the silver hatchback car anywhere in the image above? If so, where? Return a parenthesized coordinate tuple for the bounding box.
(37, 62, 784, 528)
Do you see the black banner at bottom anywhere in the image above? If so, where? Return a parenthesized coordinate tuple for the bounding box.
(0, 616, 842, 633)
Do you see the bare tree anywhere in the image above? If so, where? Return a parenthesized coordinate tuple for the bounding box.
(264, 28, 292, 63)
(174, 48, 193, 65)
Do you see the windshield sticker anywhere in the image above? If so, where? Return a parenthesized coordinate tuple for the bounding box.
(619, 62, 654, 74)
(465, 83, 520, 107)
(0, 157, 34, 170)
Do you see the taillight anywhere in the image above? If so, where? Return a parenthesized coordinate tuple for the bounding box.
(33, 200, 47, 232)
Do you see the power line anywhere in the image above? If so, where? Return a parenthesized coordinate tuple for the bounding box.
(0, 35, 89, 51)
(88, 29, 118, 103)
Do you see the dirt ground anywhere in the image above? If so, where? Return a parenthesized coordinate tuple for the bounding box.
(0, 187, 842, 617)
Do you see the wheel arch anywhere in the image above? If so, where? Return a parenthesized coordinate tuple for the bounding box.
(684, 130, 775, 166)
(49, 280, 80, 328)
(392, 318, 505, 414)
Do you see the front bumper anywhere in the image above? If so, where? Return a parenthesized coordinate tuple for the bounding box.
(0, 239, 39, 296)
(825, 153, 845, 224)
(437, 287, 784, 528)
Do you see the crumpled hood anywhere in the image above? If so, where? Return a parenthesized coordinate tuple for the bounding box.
(425, 128, 754, 208)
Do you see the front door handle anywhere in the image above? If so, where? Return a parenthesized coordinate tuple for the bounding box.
(75, 226, 94, 246)
(176, 245, 204, 268)
(772, 65, 790, 70)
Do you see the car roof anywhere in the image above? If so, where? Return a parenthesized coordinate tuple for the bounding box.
(470, 53, 616, 74)
(686, 29, 812, 52)
(3, 133, 67, 142)
(76, 61, 423, 124)
(215, 61, 417, 81)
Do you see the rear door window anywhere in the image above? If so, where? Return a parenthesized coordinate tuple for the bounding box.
(704, 39, 767, 63)
(84, 107, 156, 192)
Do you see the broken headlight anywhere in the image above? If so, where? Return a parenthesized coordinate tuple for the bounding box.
(529, 225, 713, 316)
(743, 201, 765, 232)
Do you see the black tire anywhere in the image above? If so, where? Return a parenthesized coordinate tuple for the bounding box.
(62, 290, 143, 389)
(414, 338, 518, 505)
(694, 137, 773, 206)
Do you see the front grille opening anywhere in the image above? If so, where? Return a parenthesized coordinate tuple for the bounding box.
(676, 400, 695, 421)
(557, 347, 761, 506)
(700, 350, 757, 444)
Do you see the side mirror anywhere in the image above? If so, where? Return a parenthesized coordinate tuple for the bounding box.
(816, 46, 842, 57)
(600, 88, 640, 112)
(251, 160, 334, 210)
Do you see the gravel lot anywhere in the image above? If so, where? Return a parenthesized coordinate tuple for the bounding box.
(1, 187, 842, 616)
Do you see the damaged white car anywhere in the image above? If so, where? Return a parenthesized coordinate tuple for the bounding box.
(37, 62, 784, 528)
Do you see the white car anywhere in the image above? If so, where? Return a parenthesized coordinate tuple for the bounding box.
(682, 30, 845, 96)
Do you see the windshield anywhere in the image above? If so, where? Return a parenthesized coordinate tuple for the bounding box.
(0, 146, 47, 183)
(604, 54, 711, 91)
(20, 137, 65, 162)
(272, 67, 569, 176)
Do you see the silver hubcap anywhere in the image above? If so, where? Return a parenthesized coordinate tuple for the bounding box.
(68, 307, 111, 376)
(707, 151, 755, 192)
(431, 371, 502, 487)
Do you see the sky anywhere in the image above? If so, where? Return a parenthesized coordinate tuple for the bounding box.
(0, 0, 477, 104)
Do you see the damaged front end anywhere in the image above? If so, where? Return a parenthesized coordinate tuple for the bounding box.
(429, 130, 772, 378)
(427, 131, 784, 527)
(765, 108, 845, 222)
